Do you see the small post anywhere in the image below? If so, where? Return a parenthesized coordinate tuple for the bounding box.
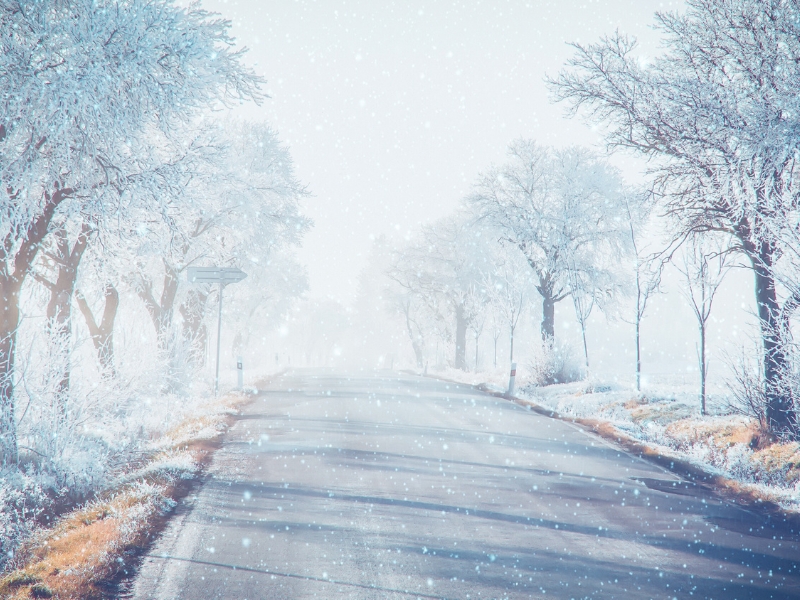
(237, 356, 243, 390)
(214, 283, 224, 397)
(507, 362, 517, 396)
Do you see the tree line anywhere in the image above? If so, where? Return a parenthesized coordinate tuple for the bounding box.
(387, 0, 800, 437)
(0, 0, 309, 479)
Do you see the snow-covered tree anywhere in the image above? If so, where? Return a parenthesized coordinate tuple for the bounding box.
(483, 243, 535, 364)
(551, 0, 800, 433)
(468, 140, 630, 346)
(388, 215, 491, 370)
(0, 0, 262, 466)
(131, 121, 309, 367)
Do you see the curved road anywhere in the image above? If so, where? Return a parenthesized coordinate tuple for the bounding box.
(128, 369, 800, 599)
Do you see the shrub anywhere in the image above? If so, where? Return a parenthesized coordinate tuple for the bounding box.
(724, 350, 768, 428)
(527, 339, 584, 387)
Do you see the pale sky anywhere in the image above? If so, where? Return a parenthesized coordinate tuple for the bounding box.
(202, 0, 682, 302)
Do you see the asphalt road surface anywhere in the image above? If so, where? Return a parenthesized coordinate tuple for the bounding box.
(127, 369, 800, 599)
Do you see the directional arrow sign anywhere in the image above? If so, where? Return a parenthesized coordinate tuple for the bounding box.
(187, 266, 247, 285)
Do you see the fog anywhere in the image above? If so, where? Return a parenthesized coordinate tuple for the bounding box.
(196, 0, 755, 385)
(5, 1, 800, 593)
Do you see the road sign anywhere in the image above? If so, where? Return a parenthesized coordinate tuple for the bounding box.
(187, 267, 247, 285)
(187, 266, 248, 396)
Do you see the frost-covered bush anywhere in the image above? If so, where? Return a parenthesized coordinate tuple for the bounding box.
(527, 340, 584, 387)
(0, 474, 48, 571)
(724, 351, 768, 428)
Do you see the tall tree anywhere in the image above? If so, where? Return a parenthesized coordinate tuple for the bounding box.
(389, 215, 490, 370)
(551, 0, 800, 433)
(0, 0, 262, 466)
(468, 140, 629, 344)
(622, 198, 662, 393)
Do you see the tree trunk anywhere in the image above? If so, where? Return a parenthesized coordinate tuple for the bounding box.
(541, 293, 555, 342)
(454, 303, 468, 370)
(474, 331, 479, 372)
(137, 262, 179, 351)
(635, 309, 642, 393)
(41, 225, 92, 399)
(180, 289, 209, 368)
(752, 241, 795, 433)
(76, 284, 119, 376)
(580, 321, 589, 370)
(0, 186, 75, 467)
(700, 321, 706, 416)
(0, 278, 22, 468)
(509, 325, 515, 363)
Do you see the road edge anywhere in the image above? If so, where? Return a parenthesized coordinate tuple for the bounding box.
(423, 372, 800, 529)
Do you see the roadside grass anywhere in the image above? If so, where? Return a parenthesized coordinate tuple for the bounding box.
(0, 391, 251, 600)
(528, 382, 800, 512)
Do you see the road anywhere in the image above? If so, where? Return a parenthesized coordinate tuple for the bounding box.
(127, 369, 800, 599)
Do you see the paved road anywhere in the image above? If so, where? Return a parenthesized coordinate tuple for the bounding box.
(128, 369, 800, 599)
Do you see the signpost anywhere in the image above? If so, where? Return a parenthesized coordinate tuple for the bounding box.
(187, 267, 247, 396)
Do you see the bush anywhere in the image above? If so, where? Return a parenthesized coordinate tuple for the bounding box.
(527, 339, 584, 387)
(0, 474, 48, 572)
(724, 351, 767, 428)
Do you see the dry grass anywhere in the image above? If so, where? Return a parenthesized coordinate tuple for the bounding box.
(0, 481, 170, 599)
(514, 381, 800, 513)
(0, 391, 252, 600)
(751, 442, 800, 482)
(665, 417, 757, 448)
(628, 402, 694, 426)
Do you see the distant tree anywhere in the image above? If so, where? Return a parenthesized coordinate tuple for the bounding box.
(347, 236, 412, 368)
(483, 245, 534, 364)
(468, 140, 629, 346)
(551, 0, 800, 434)
(132, 121, 309, 372)
(468, 309, 487, 372)
(621, 197, 663, 393)
(389, 215, 491, 370)
(0, 0, 262, 466)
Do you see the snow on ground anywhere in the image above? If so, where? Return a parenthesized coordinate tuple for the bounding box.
(431, 368, 800, 513)
(0, 388, 256, 598)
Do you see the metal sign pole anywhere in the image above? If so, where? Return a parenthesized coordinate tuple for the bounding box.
(214, 282, 224, 397)
(187, 267, 247, 397)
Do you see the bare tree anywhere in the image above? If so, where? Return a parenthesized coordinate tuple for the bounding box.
(483, 246, 534, 364)
(388, 215, 490, 370)
(469, 310, 486, 372)
(620, 198, 663, 393)
(551, 0, 800, 433)
(468, 140, 629, 345)
(0, 0, 262, 465)
(676, 236, 731, 415)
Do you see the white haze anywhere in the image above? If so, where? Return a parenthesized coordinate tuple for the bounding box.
(202, 0, 754, 383)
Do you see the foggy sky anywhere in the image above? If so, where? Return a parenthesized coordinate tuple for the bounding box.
(203, 0, 681, 302)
